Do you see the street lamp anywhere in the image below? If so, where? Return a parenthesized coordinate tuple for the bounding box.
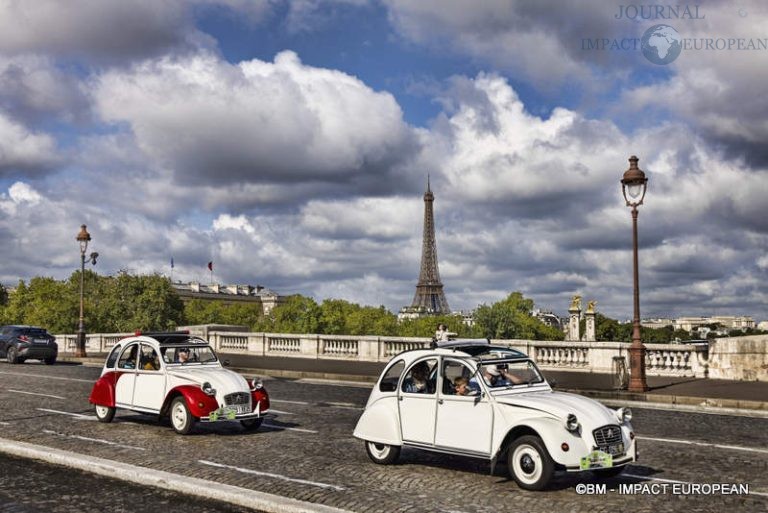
(621, 156, 649, 392)
(76, 225, 98, 357)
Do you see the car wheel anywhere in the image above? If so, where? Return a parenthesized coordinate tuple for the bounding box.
(44, 356, 57, 365)
(94, 404, 115, 423)
(170, 397, 195, 435)
(365, 441, 401, 465)
(594, 466, 626, 479)
(6, 347, 19, 364)
(508, 435, 555, 491)
(240, 418, 263, 431)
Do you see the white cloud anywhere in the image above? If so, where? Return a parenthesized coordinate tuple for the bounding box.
(0, 112, 58, 175)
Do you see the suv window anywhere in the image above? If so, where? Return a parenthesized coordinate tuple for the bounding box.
(22, 328, 48, 337)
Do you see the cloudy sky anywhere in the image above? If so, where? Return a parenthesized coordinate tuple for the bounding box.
(1, 0, 766, 321)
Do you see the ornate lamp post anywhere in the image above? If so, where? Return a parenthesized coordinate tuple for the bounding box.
(621, 156, 649, 392)
(76, 225, 98, 357)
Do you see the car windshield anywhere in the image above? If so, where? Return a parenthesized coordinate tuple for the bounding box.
(162, 345, 218, 365)
(474, 359, 544, 391)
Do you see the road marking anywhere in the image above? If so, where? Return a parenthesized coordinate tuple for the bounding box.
(0, 371, 92, 383)
(623, 473, 768, 498)
(36, 408, 95, 420)
(42, 429, 144, 451)
(295, 378, 373, 389)
(7, 389, 66, 400)
(323, 402, 362, 410)
(198, 460, 345, 491)
(272, 398, 362, 410)
(638, 436, 768, 455)
(267, 408, 296, 416)
(0, 421, 8, 426)
(0, 437, 352, 513)
(271, 399, 309, 405)
(262, 422, 318, 434)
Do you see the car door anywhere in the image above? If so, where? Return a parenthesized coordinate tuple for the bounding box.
(434, 358, 494, 456)
(398, 358, 438, 446)
(114, 343, 139, 407)
(131, 343, 166, 412)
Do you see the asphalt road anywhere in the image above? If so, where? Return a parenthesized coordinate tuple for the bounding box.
(0, 361, 766, 513)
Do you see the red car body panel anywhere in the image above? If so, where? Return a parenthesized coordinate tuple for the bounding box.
(89, 371, 125, 407)
(168, 384, 220, 417)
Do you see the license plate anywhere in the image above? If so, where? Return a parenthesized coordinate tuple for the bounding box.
(580, 450, 613, 470)
(34, 338, 48, 344)
(235, 404, 250, 414)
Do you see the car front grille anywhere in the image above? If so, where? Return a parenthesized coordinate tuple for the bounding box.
(224, 392, 251, 406)
(593, 424, 623, 448)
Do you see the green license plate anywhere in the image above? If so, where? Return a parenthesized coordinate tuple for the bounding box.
(580, 450, 613, 470)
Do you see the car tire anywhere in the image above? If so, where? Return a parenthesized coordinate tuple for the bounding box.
(170, 397, 195, 435)
(594, 465, 626, 479)
(94, 404, 115, 423)
(365, 441, 401, 465)
(44, 356, 57, 365)
(508, 435, 555, 491)
(240, 418, 263, 431)
(6, 347, 19, 364)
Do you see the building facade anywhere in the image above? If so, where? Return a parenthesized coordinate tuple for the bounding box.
(171, 281, 284, 315)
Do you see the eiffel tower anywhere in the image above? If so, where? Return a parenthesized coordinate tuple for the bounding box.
(408, 177, 450, 314)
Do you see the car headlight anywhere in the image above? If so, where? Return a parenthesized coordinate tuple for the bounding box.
(617, 407, 632, 423)
(248, 378, 263, 391)
(565, 413, 580, 432)
(201, 382, 216, 396)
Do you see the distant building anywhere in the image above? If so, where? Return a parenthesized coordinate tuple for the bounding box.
(641, 318, 675, 329)
(674, 316, 755, 333)
(532, 309, 565, 331)
(171, 281, 284, 315)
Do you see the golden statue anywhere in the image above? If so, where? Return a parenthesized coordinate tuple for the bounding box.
(586, 300, 596, 314)
(569, 295, 582, 311)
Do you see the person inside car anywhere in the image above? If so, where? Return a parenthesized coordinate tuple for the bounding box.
(142, 348, 160, 370)
(454, 376, 471, 396)
(176, 347, 190, 363)
(403, 362, 432, 393)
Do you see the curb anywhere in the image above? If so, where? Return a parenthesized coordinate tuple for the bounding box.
(0, 437, 352, 513)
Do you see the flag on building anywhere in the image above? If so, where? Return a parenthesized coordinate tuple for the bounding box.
(207, 261, 213, 271)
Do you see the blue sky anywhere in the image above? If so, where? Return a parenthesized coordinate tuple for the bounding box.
(0, 0, 766, 322)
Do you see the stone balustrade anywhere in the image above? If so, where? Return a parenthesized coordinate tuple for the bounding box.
(54, 330, 721, 379)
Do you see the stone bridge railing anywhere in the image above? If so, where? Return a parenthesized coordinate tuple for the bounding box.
(55, 331, 711, 378)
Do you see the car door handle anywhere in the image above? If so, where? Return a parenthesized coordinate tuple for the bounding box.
(438, 399, 443, 405)
(399, 396, 403, 401)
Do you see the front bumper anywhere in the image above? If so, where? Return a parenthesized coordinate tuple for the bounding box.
(199, 401, 269, 423)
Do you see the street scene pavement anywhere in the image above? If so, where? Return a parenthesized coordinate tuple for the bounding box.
(0, 361, 766, 513)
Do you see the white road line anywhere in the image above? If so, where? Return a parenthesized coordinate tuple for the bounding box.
(271, 398, 362, 410)
(0, 371, 92, 383)
(623, 473, 768, 498)
(638, 435, 768, 455)
(42, 429, 144, 451)
(261, 422, 318, 434)
(7, 389, 66, 400)
(295, 378, 373, 389)
(198, 460, 345, 491)
(0, 421, 8, 426)
(36, 408, 95, 421)
(271, 399, 310, 405)
(267, 408, 295, 416)
(324, 402, 362, 410)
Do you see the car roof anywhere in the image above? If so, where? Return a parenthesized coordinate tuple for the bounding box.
(434, 339, 528, 359)
(118, 332, 209, 346)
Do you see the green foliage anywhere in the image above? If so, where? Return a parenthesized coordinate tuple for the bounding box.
(264, 295, 322, 334)
(2, 272, 184, 333)
(0, 283, 7, 306)
(182, 299, 263, 329)
(472, 292, 564, 341)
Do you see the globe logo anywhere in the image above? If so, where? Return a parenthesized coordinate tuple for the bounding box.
(641, 24, 682, 65)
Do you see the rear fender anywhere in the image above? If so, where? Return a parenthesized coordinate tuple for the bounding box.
(89, 372, 124, 407)
(163, 385, 219, 418)
(353, 396, 401, 445)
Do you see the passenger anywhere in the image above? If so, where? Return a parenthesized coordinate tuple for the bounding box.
(454, 376, 471, 396)
(403, 362, 431, 393)
(142, 349, 160, 370)
(176, 348, 190, 363)
(435, 323, 449, 342)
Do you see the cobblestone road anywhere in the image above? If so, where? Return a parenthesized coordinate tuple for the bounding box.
(0, 363, 766, 513)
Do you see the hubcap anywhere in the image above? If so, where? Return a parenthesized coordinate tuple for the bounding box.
(172, 403, 187, 429)
(369, 442, 390, 460)
(513, 444, 543, 483)
(96, 406, 108, 418)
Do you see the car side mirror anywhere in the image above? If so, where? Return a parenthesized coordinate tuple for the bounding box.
(222, 359, 230, 367)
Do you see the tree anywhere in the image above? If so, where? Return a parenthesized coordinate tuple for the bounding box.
(265, 295, 322, 334)
(472, 292, 563, 341)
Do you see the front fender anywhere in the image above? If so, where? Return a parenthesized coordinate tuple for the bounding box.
(353, 396, 401, 446)
(494, 416, 588, 467)
(251, 388, 270, 413)
(89, 372, 124, 407)
(164, 385, 219, 418)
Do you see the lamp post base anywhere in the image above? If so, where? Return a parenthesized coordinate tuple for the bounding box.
(628, 342, 648, 392)
(75, 332, 88, 358)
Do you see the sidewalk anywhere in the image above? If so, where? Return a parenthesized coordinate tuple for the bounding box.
(59, 353, 768, 413)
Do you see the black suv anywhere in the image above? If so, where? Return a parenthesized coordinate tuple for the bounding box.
(0, 325, 58, 365)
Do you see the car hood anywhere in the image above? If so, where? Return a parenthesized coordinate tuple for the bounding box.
(495, 390, 619, 428)
(167, 366, 249, 395)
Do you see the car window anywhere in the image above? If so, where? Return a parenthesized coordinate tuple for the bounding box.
(139, 344, 160, 371)
(117, 344, 138, 370)
(105, 344, 122, 368)
(23, 328, 48, 337)
(401, 359, 437, 395)
(442, 359, 476, 396)
(379, 360, 404, 392)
